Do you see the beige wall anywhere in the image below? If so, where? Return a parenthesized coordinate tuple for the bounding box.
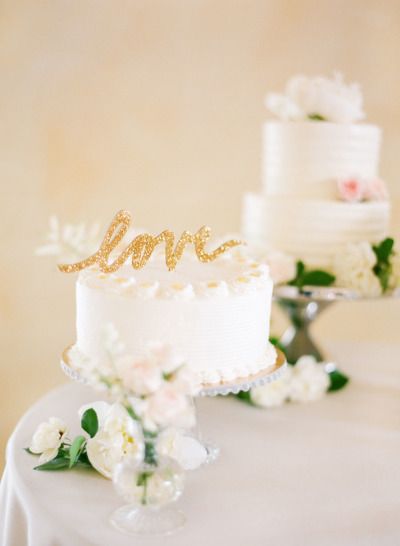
(1, 0, 400, 470)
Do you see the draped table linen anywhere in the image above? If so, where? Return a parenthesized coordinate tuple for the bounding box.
(1, 341, 400, 546)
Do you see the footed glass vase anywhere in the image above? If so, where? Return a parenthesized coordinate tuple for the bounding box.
(110, 454, 185, 536)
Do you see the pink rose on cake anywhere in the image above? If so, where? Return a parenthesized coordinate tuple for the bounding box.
(337, 177, 388, 202)
(337, 177, 365, 202)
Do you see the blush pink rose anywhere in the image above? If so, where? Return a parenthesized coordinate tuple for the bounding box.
(364, 178, 388, 201)
(337, 178, 365, 202)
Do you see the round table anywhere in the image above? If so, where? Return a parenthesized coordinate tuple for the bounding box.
(1, 341, 400, 545)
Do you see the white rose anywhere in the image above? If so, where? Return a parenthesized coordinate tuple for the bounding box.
(169, 365, 201, 397)
(156, 428, 207, 470)
(250, 367, 292, 408)
(145, 384, 195, 431)
(289, 356, 330, 403)
(30, 417, 67, 463)
(266, 73, 364, 123)
(115, 355, 162, 396)
(85, 403, 144, 478)
(333, 242, 382, 297)
(264, 250, 296, 285)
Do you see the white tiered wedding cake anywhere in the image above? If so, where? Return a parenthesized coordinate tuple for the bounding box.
(242, 74, 390, 268)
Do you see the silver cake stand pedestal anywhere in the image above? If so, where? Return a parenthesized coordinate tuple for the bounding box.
(274, 285, 399, 364)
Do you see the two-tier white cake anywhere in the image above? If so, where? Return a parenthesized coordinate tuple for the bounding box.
(242, 74, 390, 268)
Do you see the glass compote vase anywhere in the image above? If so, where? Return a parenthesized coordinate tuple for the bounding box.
(110, 437, 185, 536)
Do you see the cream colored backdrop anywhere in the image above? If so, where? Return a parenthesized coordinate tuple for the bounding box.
(1, 1, 400, 469)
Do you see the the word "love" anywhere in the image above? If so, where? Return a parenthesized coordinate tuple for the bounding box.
(58, 210, 242, 273)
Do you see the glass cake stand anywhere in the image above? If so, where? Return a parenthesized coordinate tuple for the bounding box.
(274, 285, 400, 364)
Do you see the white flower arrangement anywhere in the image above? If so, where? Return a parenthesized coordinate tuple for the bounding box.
(266, 72, 365, 123)
(26, 330, 206, 499)
(274, 237, 400, 298)
(245, 355, 338, 409)
(332, 238, 399, 297)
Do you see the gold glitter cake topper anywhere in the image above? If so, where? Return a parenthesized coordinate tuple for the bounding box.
(58, 210, 243, 273)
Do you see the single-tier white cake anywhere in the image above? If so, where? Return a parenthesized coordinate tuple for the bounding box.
(73, 251, 276, 385)
(242, 74, 391, 268)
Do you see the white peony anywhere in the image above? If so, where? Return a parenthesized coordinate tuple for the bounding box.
(30, 417, 68, 464)
(156, 428, 207, 470)
(289, 356, 330, 403)
(333, 242, 382, 298)
(264, 250, 296, 285)
(83, 402, 144, 479)
(266, 73, 364, 123)
(250, 367, 293, 408)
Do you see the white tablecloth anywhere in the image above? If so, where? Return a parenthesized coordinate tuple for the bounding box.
(2, 341, 400, 546)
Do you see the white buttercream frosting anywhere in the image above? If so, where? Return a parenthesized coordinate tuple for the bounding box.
(262, 121, 381, 199)
(75, 251, 275, 383)
(241, 111, 389, 267)
(242, 193, 390, 268)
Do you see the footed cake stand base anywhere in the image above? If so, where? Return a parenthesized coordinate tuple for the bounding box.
(110, 505, 186, 537)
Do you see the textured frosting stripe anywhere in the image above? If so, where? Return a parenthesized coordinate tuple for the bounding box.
(263, 121, 381, 199)
(75, 252, 274, 379)
(242, 193, 390, 268)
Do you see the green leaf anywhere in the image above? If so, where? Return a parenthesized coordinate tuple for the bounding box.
(34, 457, 70, 471)
(328, 369, 349, 392)
(68, 436, 86, 468)
(81, 408, 98, 438)
(308, 113, 326, 121)
(302, 270, 335, 287)
(373, 238, 394, 264)
(288, 261, 304, 287)
(288, 260, 335, 289)
(235, 390, 254, 405)
(75, 451, 93, 468)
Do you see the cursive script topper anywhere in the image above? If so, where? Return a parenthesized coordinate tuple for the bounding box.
(58, 210, 243, 273)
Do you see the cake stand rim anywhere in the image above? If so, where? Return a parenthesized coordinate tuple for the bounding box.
(60, 345, 287, 397)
